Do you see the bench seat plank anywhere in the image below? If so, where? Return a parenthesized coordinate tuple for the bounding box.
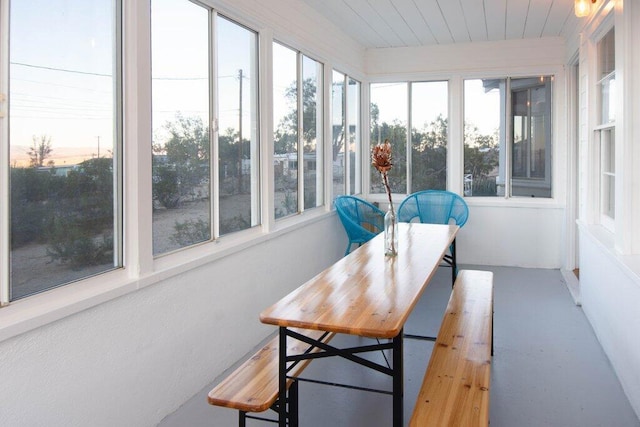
(410, 270, 493, 427)
(207, 328, 333, 413)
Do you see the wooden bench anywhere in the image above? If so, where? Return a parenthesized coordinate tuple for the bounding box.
(207, 328, 334, 426)
(410, 269, 494, 427)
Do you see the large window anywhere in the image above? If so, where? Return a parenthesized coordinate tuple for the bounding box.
(464, 76, 553, 198)
(152, 1, 259, 255)
(411, 81, 448, 192)
(152, 0, 210, 255)
(273, 42, 323, 218)
(596, 28, 615, 229)
(370, 81, 448, 194)
(6, 0, 122, 301)
(332, 71, 361, 197)
(217, 17, 260, 235)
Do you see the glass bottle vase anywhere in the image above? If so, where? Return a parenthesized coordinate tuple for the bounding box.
(384, 206, 398, 256)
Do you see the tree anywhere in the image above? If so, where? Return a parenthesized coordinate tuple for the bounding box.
(463, 123, 499, 195)
(370, 107, 408, 193)
(45, 157, 114, 268)
(275, 78, 319, 154)
(28, 135, 53, 167)
(152, 113, 210, 208)
(411, 115, 448, 191)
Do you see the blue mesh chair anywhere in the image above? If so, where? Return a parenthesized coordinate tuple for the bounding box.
(397, 190, 469, 284)
(335, 195, 385, 256)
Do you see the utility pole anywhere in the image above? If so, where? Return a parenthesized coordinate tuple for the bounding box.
(238, 69, 243, 193)
(96, 136, 100, 158)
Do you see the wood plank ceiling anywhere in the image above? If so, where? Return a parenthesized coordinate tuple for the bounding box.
(299, 0, 580, 48)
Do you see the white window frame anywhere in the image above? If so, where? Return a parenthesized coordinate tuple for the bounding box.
(462, 76, 554, 199)
(593, 25, 616, 232)
(1, 0, 124, 303)
(272, 41, 325, 218)
(0, 0, 10, 307)
(596, 125, 615, 230)
(331, 70, 362, 197)
(368, 80, 450, 200)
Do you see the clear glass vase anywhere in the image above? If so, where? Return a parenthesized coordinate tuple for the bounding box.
(384, 206, 398, 256)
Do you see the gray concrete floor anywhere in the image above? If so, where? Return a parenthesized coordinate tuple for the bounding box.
(159, 266, 640, 427)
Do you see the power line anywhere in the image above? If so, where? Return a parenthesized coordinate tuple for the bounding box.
(11, 61, 112, 77)
(11, 62, 245, 82)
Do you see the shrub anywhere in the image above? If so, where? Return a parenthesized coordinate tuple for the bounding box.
(171, 218, 210, 247)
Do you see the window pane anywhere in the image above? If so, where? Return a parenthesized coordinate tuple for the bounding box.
(411, 81, 448, 192)
(463, 79, 502, 197)
(302, 56, 322, 210)
(217, 16, 259, 235)
(347, 78, 361, 195)
(151, 0, 210, 255)
(511, 77, 552, 198)
(9, 0, 120, 300)
(370, 83, 407, 194)
(598, 28, 615, 124)
(332, 71, 345, 197)
(597, 28, 615, 224)
(600, 74, 616, 124)
(601, 128, 615, 219)
(598, 28, 615, 78)
(273, 43, 298, 218)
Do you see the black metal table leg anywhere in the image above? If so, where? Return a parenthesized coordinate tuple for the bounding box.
(451, 238, 457, 287)
(392, 329, 404, 427)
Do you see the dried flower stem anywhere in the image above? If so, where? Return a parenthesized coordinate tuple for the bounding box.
(372, 139, 396, 255)
(382, 171, 395, 216)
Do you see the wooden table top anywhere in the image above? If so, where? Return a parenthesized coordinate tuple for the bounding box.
(260, 223, 459, 338)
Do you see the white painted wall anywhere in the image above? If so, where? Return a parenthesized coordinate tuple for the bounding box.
(367, 38, 568, 269)
(460, 204, 565, 268)
(579, 224, 640, 418)
(573, 1, 640, 420)
(0, 216, 346, 427)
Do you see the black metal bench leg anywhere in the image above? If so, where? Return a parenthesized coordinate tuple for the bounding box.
(289, 380, 299, 427)
(239, 411, 246, 427)
(278, 327, 288, 427)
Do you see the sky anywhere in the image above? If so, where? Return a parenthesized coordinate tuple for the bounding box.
(7, 0, 499, 167)
(9, 0, 115, 164)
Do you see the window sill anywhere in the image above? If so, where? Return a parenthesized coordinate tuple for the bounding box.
(368, 194, 564, 209)
(0, 208, 333, 343)
(463, 196, 564, 209)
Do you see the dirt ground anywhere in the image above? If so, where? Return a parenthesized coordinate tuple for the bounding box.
(10, 197, 255, 300)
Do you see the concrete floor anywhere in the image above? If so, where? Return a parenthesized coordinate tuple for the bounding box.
(159, 266, 640, 427)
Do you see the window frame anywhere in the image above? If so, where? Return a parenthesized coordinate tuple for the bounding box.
(462, 75, 554, 199)
(332, 70, 362, 197)
(2, 0, 124, 302)
(1, 0, 10, 306)
(272, 41, 325, 219)
(369, 80, 450, 199)
(594, 26, 616, 231)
